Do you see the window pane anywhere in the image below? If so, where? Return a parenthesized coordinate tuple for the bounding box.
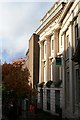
(75, 24, 78, 47)
(55, 90, 60, 113)
(47, 90, 50, 110)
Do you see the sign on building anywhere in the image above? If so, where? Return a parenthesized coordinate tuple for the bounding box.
(55, 57, 62, 66)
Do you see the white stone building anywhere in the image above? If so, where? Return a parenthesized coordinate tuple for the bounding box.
(59, 0, 80, 119)
(36, 0, 80, 119)
(36, 1, 66, 117)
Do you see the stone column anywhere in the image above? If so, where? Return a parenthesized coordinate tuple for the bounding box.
(45, 36, 51, 81)
(39, 41, 44, 83)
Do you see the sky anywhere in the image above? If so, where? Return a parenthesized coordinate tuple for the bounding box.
(0, 0, 56, 63)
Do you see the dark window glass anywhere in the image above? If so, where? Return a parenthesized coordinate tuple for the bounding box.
(75, 24, 78, 47)
(47, 90, 50, 110)
(55, 90, 60, 113)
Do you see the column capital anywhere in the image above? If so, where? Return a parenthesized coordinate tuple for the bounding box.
(51, 29, 59, 35)
(45, 35, 51, 41)
(51, 30, 55, 35)
(38, 41, 44, 47)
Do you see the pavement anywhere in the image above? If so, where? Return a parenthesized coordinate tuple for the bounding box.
(19, 109, 62, 120)
(2, 108, 62, 120)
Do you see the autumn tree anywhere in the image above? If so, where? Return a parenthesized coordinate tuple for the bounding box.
(2, 62, 32, 101)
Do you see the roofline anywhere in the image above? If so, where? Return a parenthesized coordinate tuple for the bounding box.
(40, 2, 58, 22)
(35, 2, 66, 35)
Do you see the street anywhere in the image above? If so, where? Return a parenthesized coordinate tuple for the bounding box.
(19, 109, 61, 120)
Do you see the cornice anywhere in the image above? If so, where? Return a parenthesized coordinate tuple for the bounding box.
(40, 2, 65, 24)
(60, 1, 77, 23)
(36, 2, 66, 35)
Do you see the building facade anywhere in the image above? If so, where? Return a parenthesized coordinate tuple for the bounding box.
(23, 33, 39, 89)
(36, 1, 80, 119)
(36, 1, 66, 116)
(59, 1, 80, 119)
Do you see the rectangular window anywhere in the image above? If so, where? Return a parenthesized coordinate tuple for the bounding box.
(76, 69, 80, 102)
(67, 72, 70, 105)
(61, 36, 62, 46)
(51, 60, 54, 81)
(55, 90, 60, 113)
(75, 24, 78, 48)
(44, 41, 46, 59)
(66, 71, 70, 108)
(67, 35, 69, 49)
(51, 35, 54, 56)
(45, 44, 46, 54)
(44, 62, 46, 83)
(47, 90, 50, 110)
(40, 89, 43, 109)
(66, 35, 69, 58)
(52, 39, 54, 50)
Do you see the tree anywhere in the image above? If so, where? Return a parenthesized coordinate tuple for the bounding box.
(2, 62, 31, 99)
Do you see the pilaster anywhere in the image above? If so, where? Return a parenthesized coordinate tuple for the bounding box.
(39, 41, 44, 83)
(45, 36, 51, 81)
